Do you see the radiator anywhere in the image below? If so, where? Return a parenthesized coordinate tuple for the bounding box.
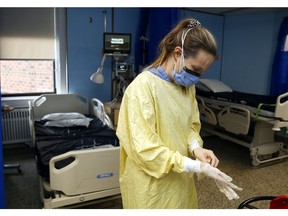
(2, 108, 32, 145)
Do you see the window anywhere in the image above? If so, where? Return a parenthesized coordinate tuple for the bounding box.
(0, 60, 55, 96)
(0, 8, 67, 99)
(0, 8, 55, 96)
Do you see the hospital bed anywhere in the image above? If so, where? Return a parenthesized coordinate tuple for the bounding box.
(195, 79, 288, 166)
(28, 94, 121, 208)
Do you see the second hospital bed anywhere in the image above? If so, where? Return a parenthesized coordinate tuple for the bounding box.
(195, 79, 288, 166)
(29, 94, 120, 208)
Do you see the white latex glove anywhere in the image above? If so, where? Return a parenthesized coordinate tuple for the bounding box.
(214, 179, 242, 201)
(184, 157, 243, 200)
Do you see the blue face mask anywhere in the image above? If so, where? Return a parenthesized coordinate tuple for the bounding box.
(173, 67, 200, 87)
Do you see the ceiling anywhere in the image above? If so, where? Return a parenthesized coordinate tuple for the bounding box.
(186, 8, 288, 15)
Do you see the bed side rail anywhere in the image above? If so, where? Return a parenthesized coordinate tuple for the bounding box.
(91, 98, 114, 129)
(196, 96, 217, 125)
(273, 92, 288, 131)
(218, 106, 250, 135)
(49, 147, 120, 196)
(275, 92, 288, 121)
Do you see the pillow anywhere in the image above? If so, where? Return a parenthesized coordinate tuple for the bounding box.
(44, 118, 93, 128)
(42, 112, 86, 121)
(195, 82, 211, 92)
(199, 79, 233, 93)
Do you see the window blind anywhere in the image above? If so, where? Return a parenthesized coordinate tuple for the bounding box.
(0, 8, 55, 59)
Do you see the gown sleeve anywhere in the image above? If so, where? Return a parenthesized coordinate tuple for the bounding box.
(187, 86, 204, 148)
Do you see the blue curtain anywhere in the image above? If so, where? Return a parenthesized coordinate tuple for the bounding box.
(270, 16, 288, 96)
(134, 8, 178, 73)
(134, 8, 150, 73)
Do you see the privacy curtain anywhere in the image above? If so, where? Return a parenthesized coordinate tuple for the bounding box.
(134, 8, 179, 73)
(270, 16, 288, 96)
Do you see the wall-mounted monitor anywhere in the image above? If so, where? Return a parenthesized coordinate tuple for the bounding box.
(103, 32, 131, 55)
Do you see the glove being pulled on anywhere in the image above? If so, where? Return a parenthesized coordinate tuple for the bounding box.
(184, 157, 243, 200)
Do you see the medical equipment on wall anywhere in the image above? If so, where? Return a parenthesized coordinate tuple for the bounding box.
(90, 53, 106, 84)
(102, 31, 134, 94)
(90, 10, 108, 84)
(103, 32, 131, 55)
(96, 29, 135, 127)
(90, 10, 133, 85)
(104, 54, 135, 129)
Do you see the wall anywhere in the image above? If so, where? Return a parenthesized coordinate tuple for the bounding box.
(221, 10, 288, 95)
(113, 8, 141, 60)
(67, 8, 112, 103)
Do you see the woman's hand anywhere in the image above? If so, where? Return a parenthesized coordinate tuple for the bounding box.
(193, 147, 219, 167)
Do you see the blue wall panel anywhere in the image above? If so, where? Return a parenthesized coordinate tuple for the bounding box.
(222, 11, 288, 95)
(114, 7, 141, 61)
(67, 8, 113, 102)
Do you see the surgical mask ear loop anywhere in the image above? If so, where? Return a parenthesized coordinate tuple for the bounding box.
(173, 61, 177, 72)
(170, 61, 178, 83)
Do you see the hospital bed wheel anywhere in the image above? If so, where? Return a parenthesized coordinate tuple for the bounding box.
(251, 158, 260, 167)
(43, 189, 56, 199)
(251, 151, 280, 166)
(17, 166, 22, 173)
(250, 155, 260, 166)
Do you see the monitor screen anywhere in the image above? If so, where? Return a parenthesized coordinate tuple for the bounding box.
(103, 33, 131, 55)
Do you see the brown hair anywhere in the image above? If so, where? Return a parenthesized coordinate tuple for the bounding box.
(147, 18, 218, 68)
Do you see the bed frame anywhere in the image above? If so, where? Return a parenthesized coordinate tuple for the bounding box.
(29, 94, 121, 208)
(197, 92, 288, 166)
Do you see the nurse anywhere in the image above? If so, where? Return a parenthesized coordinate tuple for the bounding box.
(116, 18, 242, 209)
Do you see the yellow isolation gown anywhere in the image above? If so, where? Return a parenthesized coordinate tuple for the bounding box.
(116, 71, 203, 209)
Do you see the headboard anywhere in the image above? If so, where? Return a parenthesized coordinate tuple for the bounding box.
(30, 94, 90, 121)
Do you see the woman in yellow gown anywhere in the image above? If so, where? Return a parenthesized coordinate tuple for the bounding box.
(116, 18, 242, 209)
